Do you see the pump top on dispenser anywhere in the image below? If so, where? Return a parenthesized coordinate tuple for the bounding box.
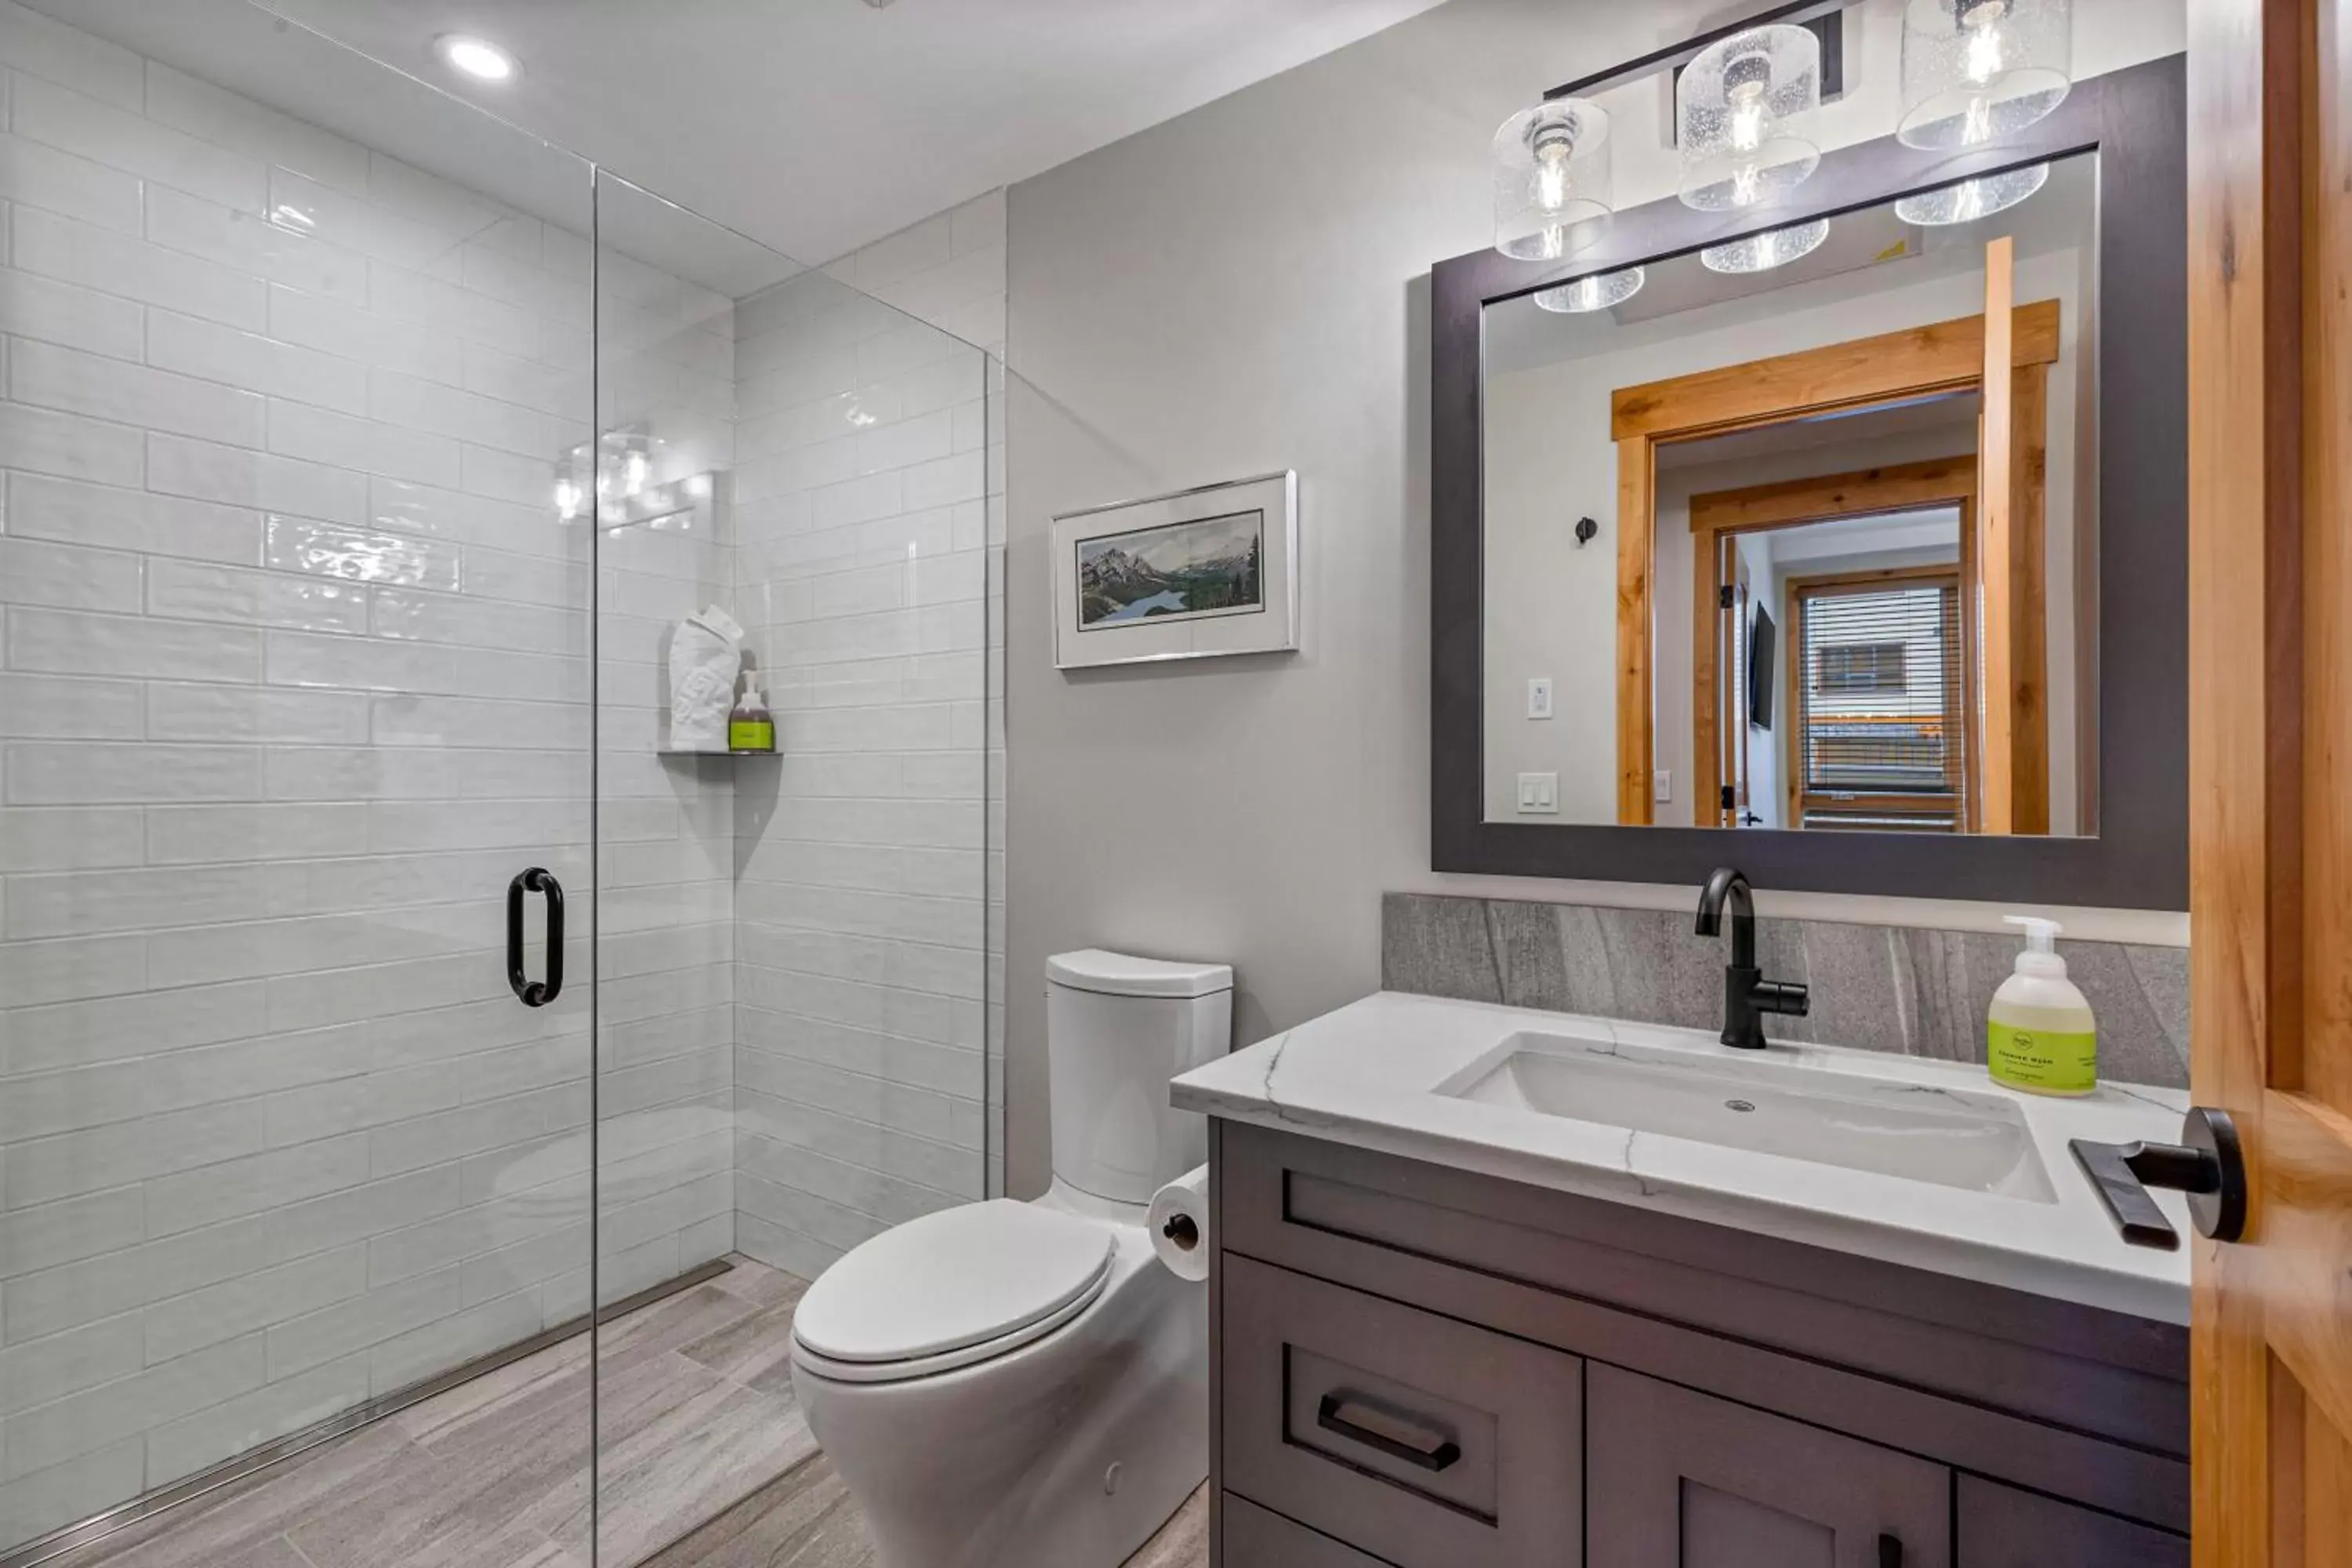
(1986, 915, 2098, 1096)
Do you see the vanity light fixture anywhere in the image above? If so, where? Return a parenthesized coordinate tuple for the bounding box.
(1700, 217, 1831, 274)
(1492, 99, 1613, 260)
(434, 34, 518, 82)
(1533, 266, 1646, 314)
(1895, 160, 2051, 224)
(1897, 0, 2072, 151)
(1676, 24, 1821, 212)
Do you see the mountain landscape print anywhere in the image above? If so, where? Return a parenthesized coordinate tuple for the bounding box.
(1077, 509, 1265, 629)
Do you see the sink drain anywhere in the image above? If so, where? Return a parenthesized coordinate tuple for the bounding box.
(1724, 1099, 1756, 1113)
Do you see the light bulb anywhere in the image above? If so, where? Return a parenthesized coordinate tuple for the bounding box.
(1963, 2, 2008, 84)
(624, 452, 649, 495)
(1728, 82, 1767, 154)
(1535, 146, 1569, 213)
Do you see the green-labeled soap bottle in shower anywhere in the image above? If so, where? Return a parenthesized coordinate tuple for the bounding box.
(728, 682, 775, 753)
(1987, 916, 2097, 1095)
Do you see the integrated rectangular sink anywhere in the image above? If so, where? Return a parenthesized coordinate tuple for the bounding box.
(1438, 1033, 2057, 1202)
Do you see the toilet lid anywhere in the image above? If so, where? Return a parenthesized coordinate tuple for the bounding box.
(792, 1200, 1116, 1365)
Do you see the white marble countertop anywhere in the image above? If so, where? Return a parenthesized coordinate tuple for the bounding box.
(1171, 991, 2194, 1323)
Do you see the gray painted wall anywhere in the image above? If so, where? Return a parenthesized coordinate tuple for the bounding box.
(1002, 0, 2187, 1196)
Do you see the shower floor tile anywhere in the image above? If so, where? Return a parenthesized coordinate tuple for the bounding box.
(56, 1257, 816, 1568)
(53, 1253, 1206, 1568)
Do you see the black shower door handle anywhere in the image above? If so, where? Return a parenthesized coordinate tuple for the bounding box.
(506, 867, 564, 1007)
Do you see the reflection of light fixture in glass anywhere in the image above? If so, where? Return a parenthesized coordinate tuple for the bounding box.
(1678, 25, 1820, 211)
(1899, 0, 2072, 151)
(1492, 99, 1613, 260)
(434, 34, 518, 82)
(1534, 267, 1646, 314)
(1896, 162, 2051, 225)
(1700, 218, 1831, 274)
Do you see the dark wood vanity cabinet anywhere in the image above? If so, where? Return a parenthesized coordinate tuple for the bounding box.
(1207, 1122, 2190, 1568)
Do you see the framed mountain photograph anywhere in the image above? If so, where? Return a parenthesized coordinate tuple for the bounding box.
(1051, 471, 1298, 669)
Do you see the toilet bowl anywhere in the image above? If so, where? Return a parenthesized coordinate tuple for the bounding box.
(789, 949, 1232, 1568)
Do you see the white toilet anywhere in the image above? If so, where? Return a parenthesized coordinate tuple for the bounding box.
(789, 949, 1232, 1568)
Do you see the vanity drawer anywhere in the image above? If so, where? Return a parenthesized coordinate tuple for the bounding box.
(1221, 1252, 1582, 1568)
(1222, 1494, 1397, 1567)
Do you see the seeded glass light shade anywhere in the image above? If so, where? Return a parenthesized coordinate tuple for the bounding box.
(1534, 267, 1646, 314)
(1898, 0, 2072, 151)
(1700, 218, 1831, 274)
(1895, 162, 2051, 225)
(1677, 24, 1820, 212)
(1493, 99, 1613, 260)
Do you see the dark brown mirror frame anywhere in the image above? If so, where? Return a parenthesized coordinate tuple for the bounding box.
(1431, 53, 2187, 909)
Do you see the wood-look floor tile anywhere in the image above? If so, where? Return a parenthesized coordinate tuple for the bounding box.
(634, 1453, 868, 1568)
(710, 1257, 808, 1311)
(546, 1359, 815, 1564)
(67, 1425, 421, 1568)
(1126, 1486, 1210, 1568)
(678, 1301, 801, 1398)
(597, 1285, 764, 1375)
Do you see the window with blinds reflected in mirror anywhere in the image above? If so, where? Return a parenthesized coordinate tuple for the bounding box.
(1789, 572, 1967, 833)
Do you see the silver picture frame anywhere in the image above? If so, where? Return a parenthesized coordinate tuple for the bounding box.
(1051, 470, 1299, 670)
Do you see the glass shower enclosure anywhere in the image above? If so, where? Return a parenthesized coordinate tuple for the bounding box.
(0, 4, 999, 1563)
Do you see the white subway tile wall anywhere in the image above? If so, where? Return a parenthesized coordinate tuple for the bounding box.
(729, 198, 1002, 1279)
(0, 9, 740, 1546)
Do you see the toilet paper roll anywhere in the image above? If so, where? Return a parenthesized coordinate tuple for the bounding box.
(1148, 1163, 1211, 1283)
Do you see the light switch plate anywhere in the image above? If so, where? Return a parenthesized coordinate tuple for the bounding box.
(1526, 677, 1553, 720)
(1654, 769, 1673, 804)
(1517, 772, 1559, 814)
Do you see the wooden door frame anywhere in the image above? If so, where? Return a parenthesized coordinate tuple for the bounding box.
(1688, 456, 1983, 830)
(1611, 301, 2060, 825)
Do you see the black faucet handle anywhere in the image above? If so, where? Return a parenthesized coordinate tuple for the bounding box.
(1752, 979, 1809, 1018)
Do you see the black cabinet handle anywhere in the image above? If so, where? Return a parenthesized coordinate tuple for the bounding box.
(1878, 1533, 1903, 1568)
(1315, 1393, 1461, 1472)
(2069, 1106, 2246, 1250)
(506, 868, 564, 1008)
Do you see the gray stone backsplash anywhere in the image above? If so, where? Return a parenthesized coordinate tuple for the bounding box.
(1382, 893, 2190, 1090)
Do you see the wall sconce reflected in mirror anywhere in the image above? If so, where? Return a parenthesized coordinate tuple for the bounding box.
(1534, 266, 1646, 314)
(1895, 160, 2051, 224)
(1700, 216, 1831, 274)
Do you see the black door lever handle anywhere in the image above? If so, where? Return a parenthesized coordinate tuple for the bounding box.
(506, 867, 564, 1008)
(2070, 1106, 2246, 1250)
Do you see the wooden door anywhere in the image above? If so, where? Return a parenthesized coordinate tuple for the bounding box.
(2188, 1, 2352, 1563)
(1584, 1365, 1951, 1567)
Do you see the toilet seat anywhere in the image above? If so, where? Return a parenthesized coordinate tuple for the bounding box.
(791, 1200, 1116, 1386)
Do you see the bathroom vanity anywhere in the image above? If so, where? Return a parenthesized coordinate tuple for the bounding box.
(1174, 993, 2192, 1568)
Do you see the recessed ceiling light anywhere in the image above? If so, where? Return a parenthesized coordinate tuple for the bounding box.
(435, 34, 517, 83)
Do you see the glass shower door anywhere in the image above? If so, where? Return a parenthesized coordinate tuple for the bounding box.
(0, 6, 599, 1559)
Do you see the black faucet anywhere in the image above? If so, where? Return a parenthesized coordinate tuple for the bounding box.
(1693, 866, 1810, 1050)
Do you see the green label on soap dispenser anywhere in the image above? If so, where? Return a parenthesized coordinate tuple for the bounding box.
(728, 720, 773, 753)
(1988, 1022, 2096, 1094)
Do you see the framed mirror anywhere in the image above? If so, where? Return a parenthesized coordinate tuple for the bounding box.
(1431, 56, 2185, 907)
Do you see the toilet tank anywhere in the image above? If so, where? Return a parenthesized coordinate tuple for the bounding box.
(1046, 949, 1233, 1204)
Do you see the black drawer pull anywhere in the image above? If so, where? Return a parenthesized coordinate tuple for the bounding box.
(1878, 1532, 1902, 1567)
(506, 867, 564, 1007)
(1315, 1393, 1461, 1472)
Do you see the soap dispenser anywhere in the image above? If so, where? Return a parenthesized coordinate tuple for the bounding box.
(728, 680, 775, 754)
(1987, 916, 2098, 1096)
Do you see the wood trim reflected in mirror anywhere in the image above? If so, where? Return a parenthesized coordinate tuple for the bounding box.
(1611, 303, 2059, 829)
(1428, 55, 2187, 907)
(1688, 457, 1984, 833)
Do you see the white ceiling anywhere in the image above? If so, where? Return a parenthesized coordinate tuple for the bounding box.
(29, 0, 1449, 267)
